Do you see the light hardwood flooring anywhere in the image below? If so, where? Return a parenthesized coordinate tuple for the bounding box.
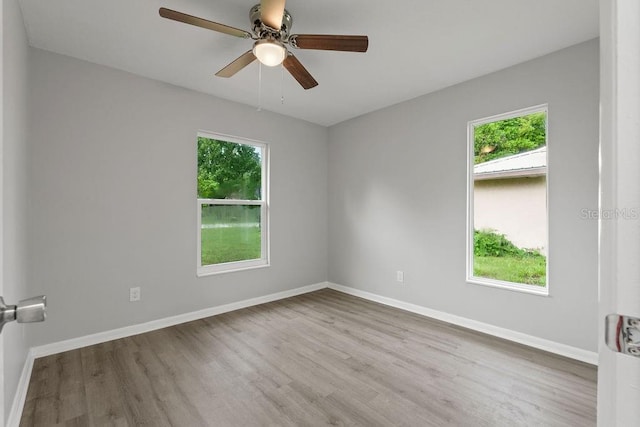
(20, 289, 597, 426)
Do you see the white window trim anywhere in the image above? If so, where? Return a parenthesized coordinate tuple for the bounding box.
(197, 131, 270, 277)
(466, 104, 550, 296)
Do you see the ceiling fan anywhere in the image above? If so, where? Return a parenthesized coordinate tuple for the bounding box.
(159, 0, 368, 90)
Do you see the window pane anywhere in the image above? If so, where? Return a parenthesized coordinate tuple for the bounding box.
(197, 137, 262, 200)
(201, 204, 261, 266)
(471, 110, 547, 287)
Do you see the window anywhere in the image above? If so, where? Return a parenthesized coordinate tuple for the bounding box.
(197, 132, 269, 276)
(467, 105, 548, 295)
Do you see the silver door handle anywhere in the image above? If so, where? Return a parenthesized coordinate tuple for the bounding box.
(0, 295, 46, 334)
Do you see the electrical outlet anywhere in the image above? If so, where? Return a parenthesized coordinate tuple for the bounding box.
(130, 287, 141, 302)
(396, 271, 404, 283)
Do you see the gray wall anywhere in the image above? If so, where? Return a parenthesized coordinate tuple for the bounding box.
(328, 40, 599, 352)
(27, 49, 329, 346)
(3, 0, 31, 419)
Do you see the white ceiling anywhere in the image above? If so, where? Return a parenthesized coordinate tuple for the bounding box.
(18, 0, 599, 126)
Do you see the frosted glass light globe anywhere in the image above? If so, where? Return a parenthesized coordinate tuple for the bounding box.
(253, 40, 286, 67)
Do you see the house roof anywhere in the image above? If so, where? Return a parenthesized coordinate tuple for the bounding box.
(474, 146, 547, 180)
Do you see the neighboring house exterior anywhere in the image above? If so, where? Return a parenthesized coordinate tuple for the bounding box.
(474, 146, 547, 255)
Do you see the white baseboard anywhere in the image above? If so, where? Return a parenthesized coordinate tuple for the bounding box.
(7, 348, 35, 427)
(327, 282, 598, 366)
(31, 281, 328, 358)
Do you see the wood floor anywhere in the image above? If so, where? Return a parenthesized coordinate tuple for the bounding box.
(20, 289, 597, 426)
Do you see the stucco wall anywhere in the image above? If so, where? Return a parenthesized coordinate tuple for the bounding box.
(474, 176, 547, 254)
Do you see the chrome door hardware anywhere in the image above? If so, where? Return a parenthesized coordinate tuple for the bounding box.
(0, 295, 46, 334)
(606, 314, 640, 357)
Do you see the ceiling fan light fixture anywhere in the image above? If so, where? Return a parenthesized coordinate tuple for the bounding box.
(159, 4, 368, 90)
(253, 39, 286, 67)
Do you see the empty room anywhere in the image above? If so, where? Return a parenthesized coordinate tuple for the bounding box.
(2, 0, 639, 426)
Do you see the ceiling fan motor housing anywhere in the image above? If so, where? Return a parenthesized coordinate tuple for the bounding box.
(250, 4, 292, 38)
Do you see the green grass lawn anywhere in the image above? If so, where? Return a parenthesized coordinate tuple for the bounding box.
(474, 255, 546, 286)
(201, 226, 261, 265)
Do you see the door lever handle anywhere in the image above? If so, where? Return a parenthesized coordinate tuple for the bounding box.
(0, 295, 46, 334)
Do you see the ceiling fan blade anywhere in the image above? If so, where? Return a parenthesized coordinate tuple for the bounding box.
(283, 54, 318, 90)
(289, 35, 369, 52)
(260, 0, 286, 30)
(215, 51, 257, 78)
(159, 8, 251, 39)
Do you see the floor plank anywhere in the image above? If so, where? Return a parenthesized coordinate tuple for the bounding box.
(20, 289, 597, 426)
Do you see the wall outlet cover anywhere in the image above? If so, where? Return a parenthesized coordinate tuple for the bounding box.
(130, 287, 141, 302)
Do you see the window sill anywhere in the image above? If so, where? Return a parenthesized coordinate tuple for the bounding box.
(467, 277, 549, 296)
(197, 260, 270, 277)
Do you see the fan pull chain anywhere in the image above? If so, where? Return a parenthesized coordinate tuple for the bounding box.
(280, 63, 285, 104)
(257, 62, 263, 112)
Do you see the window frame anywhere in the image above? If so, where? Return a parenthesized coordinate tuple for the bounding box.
(466, 104, 549, 296)
(196, 131, 270, 277)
